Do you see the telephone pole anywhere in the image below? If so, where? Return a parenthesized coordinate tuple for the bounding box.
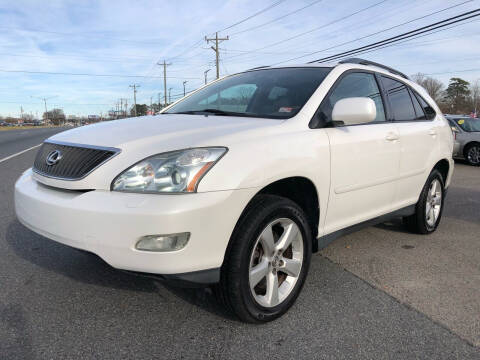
(205, 32, 229, 79)
(30, 95, 57, 124)
(157, 60, 171, 105)
(183, 81, 188, 97)
(119, 98, 128, 118)
(168, 88, 173, 104)
(129, 84, 139, 117)
(158, 92, 162, 111)
(150, 96, 153, 114)
(204, 69, 211, 85)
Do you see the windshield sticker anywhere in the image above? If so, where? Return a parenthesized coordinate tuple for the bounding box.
(278, 107, 293, 113)
(458, 119, 465, 125)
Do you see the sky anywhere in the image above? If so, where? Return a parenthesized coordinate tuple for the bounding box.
(0, 0, 479, 118)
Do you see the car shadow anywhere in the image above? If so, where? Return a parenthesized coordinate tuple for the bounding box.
(374, 218, 410, 234)
(5, 220, 235, 320)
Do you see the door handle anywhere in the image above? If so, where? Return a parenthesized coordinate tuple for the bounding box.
(385, 132, 399, 141)
(429, 129, 437, 136)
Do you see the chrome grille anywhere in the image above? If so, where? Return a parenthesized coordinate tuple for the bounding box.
(33, 141, 120, 180)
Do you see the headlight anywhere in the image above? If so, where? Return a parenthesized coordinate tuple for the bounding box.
(111, 147, 227, 193)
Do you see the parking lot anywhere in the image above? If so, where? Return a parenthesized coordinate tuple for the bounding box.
(0, 128, 479, 359)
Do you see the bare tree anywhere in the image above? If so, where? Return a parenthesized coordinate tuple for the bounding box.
(411, 73, 444, 103)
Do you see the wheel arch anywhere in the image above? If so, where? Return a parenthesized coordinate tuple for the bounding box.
(224, 176, 320, 261)
(432, 158, 450, 184)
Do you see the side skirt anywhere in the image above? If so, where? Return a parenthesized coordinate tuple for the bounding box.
(315, 205, 415, 251)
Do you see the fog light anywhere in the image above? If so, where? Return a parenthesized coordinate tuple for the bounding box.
(136, 233, 190, 252)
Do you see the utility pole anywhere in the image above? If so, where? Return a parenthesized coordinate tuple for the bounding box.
(30, 95, 56, 125)
(158, 92, 162, 111)
(119, 98, 128, 118)
(168, 87, 173, 104)
(129, 84, 139, 117)
(204, 69, 211, 85)
(183, 81, 188, 97)
(150, 96, 153, 114)
(157, 60, 171, 106)
(205, 32, 229, 79)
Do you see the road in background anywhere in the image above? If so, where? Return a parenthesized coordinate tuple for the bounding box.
(0, 127, 68, 160)
(0, 132, 478, 359)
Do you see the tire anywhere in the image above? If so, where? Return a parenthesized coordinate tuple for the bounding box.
(464, 143, 480, 166)
(403, 169, 445, 234)
(215, 194, 312, 323)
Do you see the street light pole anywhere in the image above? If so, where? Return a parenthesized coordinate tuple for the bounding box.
(183, 81, 188, 97)
(204, 69, 211, 85)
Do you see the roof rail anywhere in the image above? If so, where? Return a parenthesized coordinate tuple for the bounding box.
(338, 58, 409, 79)
(247, 65, 270, 71)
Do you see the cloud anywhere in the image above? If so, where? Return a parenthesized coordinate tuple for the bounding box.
(0, 0, 479, 116)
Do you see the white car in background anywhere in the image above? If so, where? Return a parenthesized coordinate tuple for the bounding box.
(15, 58, 453, 323)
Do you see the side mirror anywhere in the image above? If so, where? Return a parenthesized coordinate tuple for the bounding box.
(332, 97, 376, 126)
(450, 126, 459, 133)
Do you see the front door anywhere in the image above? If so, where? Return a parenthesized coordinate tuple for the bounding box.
(319, 71, 400, 234)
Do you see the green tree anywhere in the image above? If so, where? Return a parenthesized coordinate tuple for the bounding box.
(130, 104, 148, 117)
(444, 77, 470, 114)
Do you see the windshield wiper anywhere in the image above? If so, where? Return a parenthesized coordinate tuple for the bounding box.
(167, 109, 260, 117)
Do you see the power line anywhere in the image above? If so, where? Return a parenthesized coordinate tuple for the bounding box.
(161, 0, 287, 64)
(0, 69, 201, 79)
(223, 0, 391, 61)
(327, 18, 480, 63)
(230, 0, 324, 36)
(217, 0, 288, 33)
(270, 1, 476, 65)
(308, 8, 480, 63)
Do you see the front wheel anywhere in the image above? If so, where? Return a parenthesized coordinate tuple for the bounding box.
(465, 143, 480, 166)
(403, 169, 445, 234)
(216, 194, 312, 323)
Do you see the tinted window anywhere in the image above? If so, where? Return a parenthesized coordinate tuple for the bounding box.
(382, 76, 416, 121)
(318, 72, 386, 123)
(415, 93, 436, 120)
(409, 89, 426, 120)
(166, 67, 332, 119)
(454, 118, 480, 132)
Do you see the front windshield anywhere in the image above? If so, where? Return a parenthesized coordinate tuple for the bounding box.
(453, 118, 480, 132)
(165, 67, 332, 119)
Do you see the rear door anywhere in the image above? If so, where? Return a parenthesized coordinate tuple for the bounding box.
(320, 71, 400, 234)
(380, 76, 438, 207)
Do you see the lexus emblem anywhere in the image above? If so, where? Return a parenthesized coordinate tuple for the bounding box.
(46, 150, 63, 166)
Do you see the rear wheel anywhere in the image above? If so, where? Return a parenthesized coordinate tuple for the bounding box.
(216, 194, 312, 323)
(465, 143, 480, 166)
(403, 169, 445, 234)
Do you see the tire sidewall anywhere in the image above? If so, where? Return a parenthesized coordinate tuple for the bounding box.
(236, 200, 312, 322)
(419, 170, 445, 233)
(465, 144, 480, 166)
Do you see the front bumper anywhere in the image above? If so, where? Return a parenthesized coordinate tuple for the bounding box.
(15, 169, 257, 283)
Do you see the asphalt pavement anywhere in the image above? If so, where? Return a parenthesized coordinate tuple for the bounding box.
(0, 127, 478, 359)
(0, 127, 68, 160)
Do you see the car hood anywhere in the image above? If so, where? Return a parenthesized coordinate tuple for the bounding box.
(35, 114, 284, 190)
(49, 114, 281, 150)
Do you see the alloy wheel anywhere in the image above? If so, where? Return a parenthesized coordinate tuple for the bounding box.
(467, 145, 480, 165)
(425, 179, 442, 228)
(248, 218, 303, 308)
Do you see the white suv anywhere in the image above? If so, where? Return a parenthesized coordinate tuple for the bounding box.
(15, 58, 454, 322)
